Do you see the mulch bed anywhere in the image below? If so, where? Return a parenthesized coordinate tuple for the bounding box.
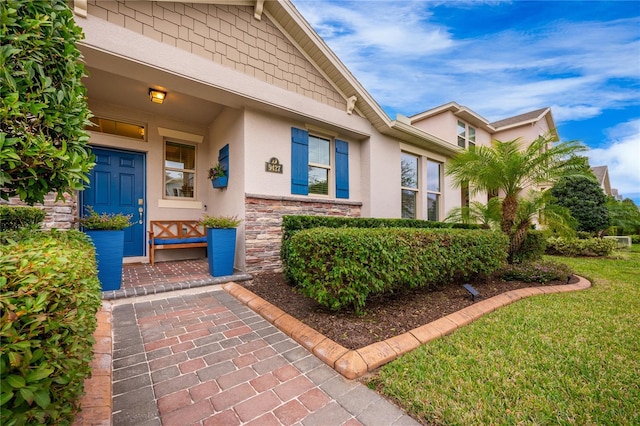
(244, 272, 577, 350)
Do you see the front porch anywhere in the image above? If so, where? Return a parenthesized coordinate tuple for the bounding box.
(102, 259, 252, 300)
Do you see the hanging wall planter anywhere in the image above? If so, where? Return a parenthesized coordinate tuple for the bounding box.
(212, 176, 228, 188)
(208, 144, 230, 190)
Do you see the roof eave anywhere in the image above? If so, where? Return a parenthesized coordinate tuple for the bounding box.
(388, 120, 460, 157)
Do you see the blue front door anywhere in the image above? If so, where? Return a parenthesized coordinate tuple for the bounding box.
(81, 147, 146, 257)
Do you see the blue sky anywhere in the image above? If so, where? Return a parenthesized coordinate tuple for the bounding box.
(291, 0, 640, 205)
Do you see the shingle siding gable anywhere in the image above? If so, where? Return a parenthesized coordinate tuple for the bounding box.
(87, 1, 346, 110)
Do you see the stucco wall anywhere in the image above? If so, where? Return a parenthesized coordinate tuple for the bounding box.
(243, 108, 363, 202)
(494, 120, 552, 144)
(207, 107, 247, 270)
(411, 111, 456, 142)
(86, 1, 346, 111)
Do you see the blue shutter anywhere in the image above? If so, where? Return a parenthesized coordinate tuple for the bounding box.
(218, 143, 229, 176)
(335, 139, 349, 199)
(291, 128, 309, 195)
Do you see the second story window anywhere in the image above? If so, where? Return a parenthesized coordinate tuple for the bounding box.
(457, 120, 476, 149)
(165, 141, 196, 199)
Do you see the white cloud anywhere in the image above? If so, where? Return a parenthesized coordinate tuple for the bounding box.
(587, 119, 640, 197)
(292, 1, 640, 125)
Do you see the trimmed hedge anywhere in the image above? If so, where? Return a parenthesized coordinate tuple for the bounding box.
(287, 228, 508, 313)
(546, 236, 618, 257)
(0, 206, 45, 231)
(281, 215, 482, 281)
(0, 230, 101, 425)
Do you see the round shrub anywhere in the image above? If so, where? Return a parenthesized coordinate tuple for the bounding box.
(499, 260, 573, 283)
(0, 206, 45, 231)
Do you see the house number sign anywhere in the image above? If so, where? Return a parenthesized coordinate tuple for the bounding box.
(265, 157, 283, 174)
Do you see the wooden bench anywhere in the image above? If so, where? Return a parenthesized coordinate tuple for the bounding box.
(148, 220, 207, 266)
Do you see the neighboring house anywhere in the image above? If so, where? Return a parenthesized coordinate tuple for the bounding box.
(406, 103, 559, 208)
(15, 1, 562, 273)
(591, 165, 622, 199)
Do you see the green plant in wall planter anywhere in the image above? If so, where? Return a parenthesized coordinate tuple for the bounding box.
(208, 163, 228, 189)
(201, 215, 242, 277)
(80, 207, 133, 291)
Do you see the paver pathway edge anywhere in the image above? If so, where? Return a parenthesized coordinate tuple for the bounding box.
(223, 275, 592, 379)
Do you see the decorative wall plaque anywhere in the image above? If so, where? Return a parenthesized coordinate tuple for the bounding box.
(265, 157, 283, 174)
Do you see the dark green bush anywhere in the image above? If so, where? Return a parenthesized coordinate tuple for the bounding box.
(499, 260, 573, 283)
(0, 230, 101, 425)
(546, 236, 618, 257)
(0, 206, 46, 231)
(1, 0, 94, 205)
(281, 215, 482, 281)
(631, 235, 640, 245)
(511, 230, 546, 264)
(287, 227, 508, 313)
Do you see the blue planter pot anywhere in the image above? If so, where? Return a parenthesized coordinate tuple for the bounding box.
(206, 228, 236, 277)
(212, 176, 228, 188)
(85, 230, 124, 291)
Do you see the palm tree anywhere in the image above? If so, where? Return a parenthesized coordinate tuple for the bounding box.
(446, 135, 588, 261)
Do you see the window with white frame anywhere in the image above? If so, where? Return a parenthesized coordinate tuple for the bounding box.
(164, 141, 196, 199)
(308, 134, 331, 195)
(457, 120, 476, 149)
(427, 160, 442, 221)
(401, 152, 419, 219)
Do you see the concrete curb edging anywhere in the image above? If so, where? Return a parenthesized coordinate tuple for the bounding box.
(223, 275, 591, 379)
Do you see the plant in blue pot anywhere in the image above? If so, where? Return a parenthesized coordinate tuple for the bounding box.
(201, 214, 242, 277)
(208, 163, 228, 189)
(79, 207, 133, 291)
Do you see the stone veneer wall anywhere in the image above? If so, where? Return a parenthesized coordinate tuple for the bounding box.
(1, 193, 78, 230)
(244, 194, 362, 273)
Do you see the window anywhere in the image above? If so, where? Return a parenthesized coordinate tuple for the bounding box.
(165, 141, 196, 198)
(427, 160, 442, 221)
(87, 117, 146, 140)
(308, 135, 331, 195)
(457, 120, 476, 149)
(291, 127, 349, 198)
(401, 153, 419, 219)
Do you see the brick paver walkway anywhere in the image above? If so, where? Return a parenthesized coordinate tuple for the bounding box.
(111, 288, 418, 426)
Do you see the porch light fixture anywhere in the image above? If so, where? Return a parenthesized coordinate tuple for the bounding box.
(149, 88, 166, 104)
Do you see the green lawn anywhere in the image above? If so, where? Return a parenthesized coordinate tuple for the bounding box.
(369, 248, 640, 425)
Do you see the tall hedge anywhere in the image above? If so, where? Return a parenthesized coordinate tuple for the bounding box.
(287, 228, 508, 313)
(280, 215, 482, 281)
(0, 0, 94, 205)
(0, 230, 101, 425)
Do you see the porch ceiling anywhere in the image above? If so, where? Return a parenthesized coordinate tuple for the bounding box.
(83, 67, 224, 126)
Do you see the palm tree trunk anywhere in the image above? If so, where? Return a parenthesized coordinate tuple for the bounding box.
(501, 194, 518, 235)
(509, 221, 531, 263)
